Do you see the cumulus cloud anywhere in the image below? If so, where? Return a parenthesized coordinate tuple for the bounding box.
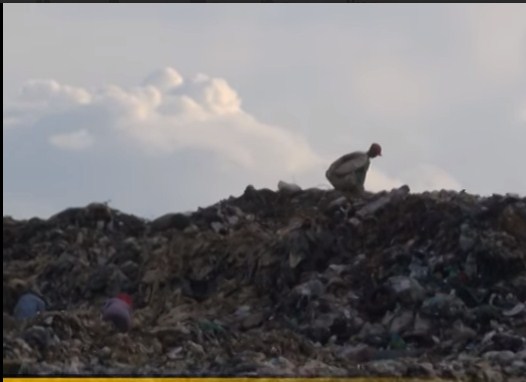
(4, 67, 325, 177)
(3, 67, 465, 218)
(4, 79, 91, 130)
(142, 66, 183, 91)
(19, 79, 91, 104)
(49, 129, 94, 150)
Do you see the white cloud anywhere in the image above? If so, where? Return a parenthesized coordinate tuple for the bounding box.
(399, 164, 463, 192)
(143, 67, 184, 92)
(365, 169, 404, 192)
(3, 67, 466, 219)
(4, 67, 326, 180)
(49, 129, 94, 151)
(3, 79, 91, 129)
(19, 79, 91, 104)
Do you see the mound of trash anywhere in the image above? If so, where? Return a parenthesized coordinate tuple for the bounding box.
(3, 185, 526, 380)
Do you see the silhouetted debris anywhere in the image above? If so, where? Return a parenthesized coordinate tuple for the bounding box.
(3, 185, 525, 379)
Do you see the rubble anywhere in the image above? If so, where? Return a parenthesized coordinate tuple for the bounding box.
(3, 185, 526, 380)
(277, 181, 302, 193)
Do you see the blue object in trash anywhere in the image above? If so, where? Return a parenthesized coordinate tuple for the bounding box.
(13, 293, 46, 319)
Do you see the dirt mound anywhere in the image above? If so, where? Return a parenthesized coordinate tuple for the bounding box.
(3, 186, 526, 380)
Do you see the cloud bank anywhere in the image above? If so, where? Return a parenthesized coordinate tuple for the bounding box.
(3, 67, 462, 218)
(5, 68, 325, 174)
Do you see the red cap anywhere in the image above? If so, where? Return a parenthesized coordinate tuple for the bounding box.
(368, 143, 382, 158)
(116, 293, 133, 307)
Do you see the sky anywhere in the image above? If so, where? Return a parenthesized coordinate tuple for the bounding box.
(3, 4, 526, 219)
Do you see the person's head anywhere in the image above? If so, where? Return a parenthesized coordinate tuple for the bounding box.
(367, 143, 382, 158)
(116, 293, 133, 307)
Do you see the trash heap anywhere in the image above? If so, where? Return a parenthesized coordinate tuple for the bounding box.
(3, 185, 526, 380)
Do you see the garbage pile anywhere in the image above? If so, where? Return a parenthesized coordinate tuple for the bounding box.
(3, 185, 526, 380)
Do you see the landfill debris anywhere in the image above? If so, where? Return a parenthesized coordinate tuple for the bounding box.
(3, 185, 526, 379)
(278, 181, 302, 193)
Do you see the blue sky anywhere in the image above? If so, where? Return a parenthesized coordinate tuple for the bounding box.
(3, 4, 526, 219)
